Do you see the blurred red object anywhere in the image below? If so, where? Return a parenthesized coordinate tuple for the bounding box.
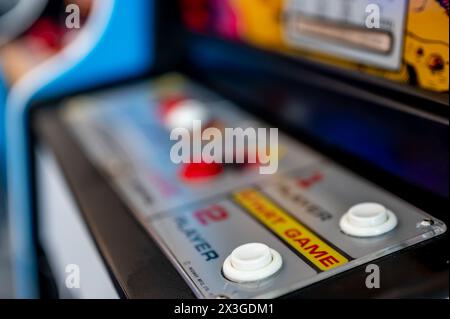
(179, 162, 224, 182)
(25, 18, 65, 51)
(158, 95, 188, 119)
(181, 0, 210, 32)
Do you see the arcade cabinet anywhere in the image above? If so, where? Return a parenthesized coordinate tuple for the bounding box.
(7, 0, 449, 298)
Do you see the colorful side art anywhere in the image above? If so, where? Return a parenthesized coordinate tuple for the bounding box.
(181, 0, 449, 93)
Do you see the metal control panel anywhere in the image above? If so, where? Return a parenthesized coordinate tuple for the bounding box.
(62, 74, 446, 298)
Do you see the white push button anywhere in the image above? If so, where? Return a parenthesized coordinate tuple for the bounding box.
(164, 99, 210, 130)
(222, 243, 282, 283)
(230, 243, 272, 271)
(340, 203, 398, 237)
(347, 203, 387, 227)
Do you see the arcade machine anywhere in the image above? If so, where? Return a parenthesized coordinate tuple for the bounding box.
(7, 0, 449, 298)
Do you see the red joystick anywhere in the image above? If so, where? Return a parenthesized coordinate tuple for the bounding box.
(159, 95, 211, 130)
(159, 95, 187, 120)
(179, 162, 224, 183)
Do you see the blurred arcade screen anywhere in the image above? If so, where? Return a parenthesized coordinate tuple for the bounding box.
(181, 0, 449, 93)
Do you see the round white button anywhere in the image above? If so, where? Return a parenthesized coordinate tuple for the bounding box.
(164, 99, 210, 130)
(347, 203, 387, 227)
(223, 243, 282, 283)
(230, 243, 272, 271)
(340, 203, 398, 237)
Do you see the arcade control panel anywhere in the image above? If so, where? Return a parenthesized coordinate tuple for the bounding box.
(33, 74, 448, 299)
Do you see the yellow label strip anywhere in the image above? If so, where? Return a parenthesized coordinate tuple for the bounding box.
(233, 188, 349, 272)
